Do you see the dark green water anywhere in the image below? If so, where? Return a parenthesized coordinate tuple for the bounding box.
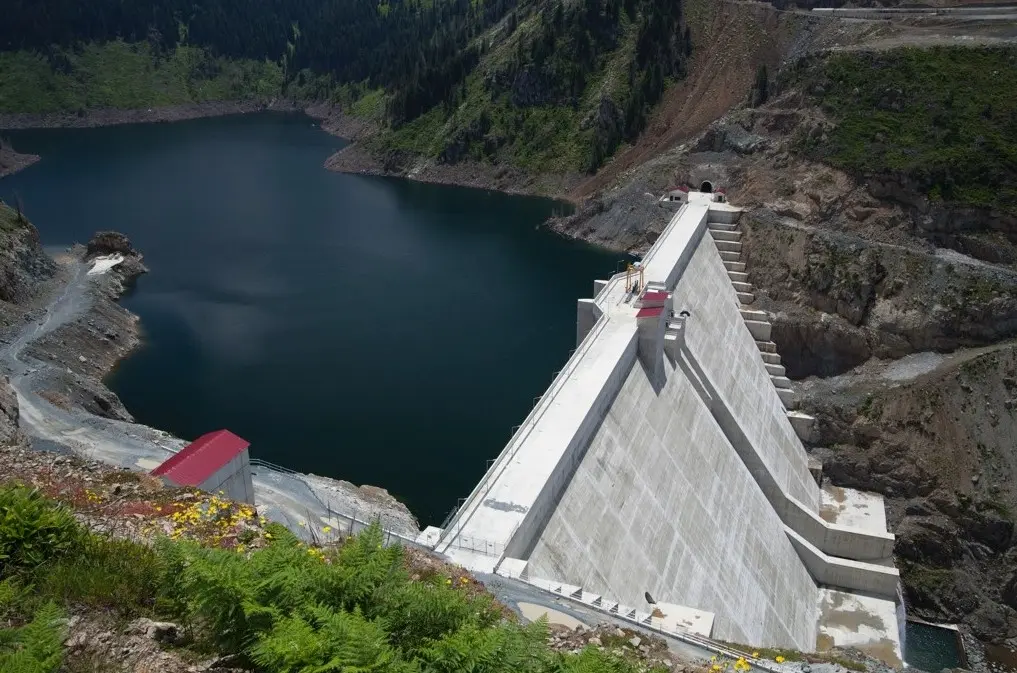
(1, 113, 620, 525)
(905, 621, 964, 672)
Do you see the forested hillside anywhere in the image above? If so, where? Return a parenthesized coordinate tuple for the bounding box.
(0, 0, 690, 174)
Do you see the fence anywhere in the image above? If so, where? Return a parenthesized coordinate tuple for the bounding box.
(249, 458, 424, 550)
(495, 565, 789, 673)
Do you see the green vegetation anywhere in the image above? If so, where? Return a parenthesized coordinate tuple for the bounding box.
(792, 46, 1017, 214)
(0, 483, 662, 673)
(377, 0, 690, 174)
(0, 42, 283, 114)
(2, 0, 691, 176)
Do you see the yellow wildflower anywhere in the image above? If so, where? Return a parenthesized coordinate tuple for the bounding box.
(775, 656, 785, 664)
(323, 526, 332, 533)
(445, 579, 452, 585)
(752, 653, 759, 658)
(712, 666, 721, 671)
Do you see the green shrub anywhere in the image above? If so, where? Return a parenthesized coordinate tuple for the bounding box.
(420, 620, 552, 673)
(0, 486, 82, 575)
(0, 602, 66, 673)
(35, 534, 160, 616)
(250, 605, 409, 673)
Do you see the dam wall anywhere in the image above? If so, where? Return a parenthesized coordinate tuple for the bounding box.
(526, 344, 820, 647)
(674, 235, 819, 509)
(433, 193, 901, 660)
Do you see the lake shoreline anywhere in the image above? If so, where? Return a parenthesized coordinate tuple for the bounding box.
(0, 99, 303, 132)
(0, 99, 589, 208)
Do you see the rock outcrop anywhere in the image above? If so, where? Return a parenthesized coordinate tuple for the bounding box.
(0, 141, 40, 178)
(0, 202, 56, 307)
(85, 230, 149, 293)
(800, 345, 1017, 644)
(0, 376, 21, 446)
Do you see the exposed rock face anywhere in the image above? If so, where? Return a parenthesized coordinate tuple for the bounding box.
(0, 376, 21, 446)
(800, 345, 1017, 643)
(0, 203, 56, 306)
(742, 209, 1017, 378)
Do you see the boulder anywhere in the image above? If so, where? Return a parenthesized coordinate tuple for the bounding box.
(125, 618, 185, 645)
(85, 231, 137, 260)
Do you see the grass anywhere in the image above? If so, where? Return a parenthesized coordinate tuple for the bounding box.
(792, 46, 1017, 215)
(0, 41, 283, 114)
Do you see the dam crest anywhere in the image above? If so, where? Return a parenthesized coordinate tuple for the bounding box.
(421, 191, 902, 664)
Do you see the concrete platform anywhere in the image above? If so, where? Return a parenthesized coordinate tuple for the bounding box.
(821, 485, 888, 534)
(817, 588, 903, 669)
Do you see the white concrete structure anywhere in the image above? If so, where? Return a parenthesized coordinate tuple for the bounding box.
(433, 192, 902, 664)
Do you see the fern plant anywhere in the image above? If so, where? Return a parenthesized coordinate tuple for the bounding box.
(0, 602, 66, 673)
(0, 485, 81, 575)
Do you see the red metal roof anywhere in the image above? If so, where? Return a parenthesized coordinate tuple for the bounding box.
(636, 306, 664, 318)
(151, 429, 250, 486)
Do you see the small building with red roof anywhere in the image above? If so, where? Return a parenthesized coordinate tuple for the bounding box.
(151, 429, 255, 504)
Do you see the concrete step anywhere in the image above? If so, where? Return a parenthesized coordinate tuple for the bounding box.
(776, 387, 796, 409)
(788, 411, 819, 444)
(771, 375, 793, 390)
(731, 281, 753, 293)
(737, 291, 755, 304)
(710, 230, 742, 242)
(720, 250, 741, 262)
(740, 309, 767, 321)
(714, 240, 743, 253)
(745, 320, 772, 342)
(765, 362, 786, 377)
(724, 261, 746, 272)
(760, 351, 782, 365)
(756, 340, 778, 353)
(727, 270, 749, 283)
(708, 209, 741, 225)
(708, 222, 738, 232)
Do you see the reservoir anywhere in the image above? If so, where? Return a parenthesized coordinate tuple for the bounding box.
(1, 113, 619, 525)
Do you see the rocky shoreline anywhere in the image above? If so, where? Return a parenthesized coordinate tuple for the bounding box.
(323, 141, 582, 200)
(0, 142, 40, 178)
(0, 99, 303, 132)
(0, 95, 582, 202)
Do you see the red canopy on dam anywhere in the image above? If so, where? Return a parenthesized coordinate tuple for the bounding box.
(151, 429, 251, 486)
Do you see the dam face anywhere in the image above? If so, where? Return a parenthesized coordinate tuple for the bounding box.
(427, 193, 903, 663)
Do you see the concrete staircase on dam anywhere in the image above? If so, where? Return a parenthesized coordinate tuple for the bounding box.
(429, 191, 903, 666)
(707, 216, 818, 444)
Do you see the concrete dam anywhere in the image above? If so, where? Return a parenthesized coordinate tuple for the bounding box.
(421, 190, 904, 664)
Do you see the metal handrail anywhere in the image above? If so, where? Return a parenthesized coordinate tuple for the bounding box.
(249, 457, 302, 476)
